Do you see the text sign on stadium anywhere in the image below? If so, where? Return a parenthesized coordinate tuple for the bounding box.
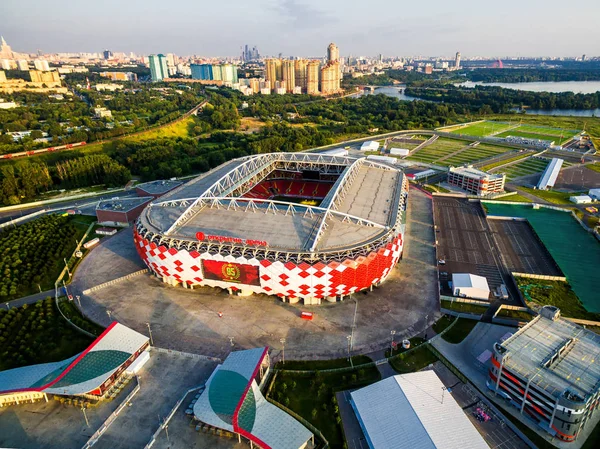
(201, 260, 261, 286)
(195, 232, 267, 247)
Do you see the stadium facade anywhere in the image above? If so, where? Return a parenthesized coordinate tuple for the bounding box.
(134, 153, 408, 304)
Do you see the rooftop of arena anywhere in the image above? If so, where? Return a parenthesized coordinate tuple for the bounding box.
(137, 153, 408, 258)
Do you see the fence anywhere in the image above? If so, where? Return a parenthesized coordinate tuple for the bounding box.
(0, 209, 47, 229)
(82, 269, 149, 295)
(564, 317, 600, 327)
(151, 346, 222, 363)
(511, 272, 566, 282)
(491, 304, 536, 326)
(82, 378, 141, 449)
(55, 221, 97, 338)
(0, 187, 125, 213)
(265, 397, 328, 449)
(144, 384, 205, 449)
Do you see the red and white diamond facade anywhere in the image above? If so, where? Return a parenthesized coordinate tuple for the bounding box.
(134, 153, 408, 304)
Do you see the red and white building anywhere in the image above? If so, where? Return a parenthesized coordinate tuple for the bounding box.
(134, 153, 408, 304)
(447, 166, 505, 196)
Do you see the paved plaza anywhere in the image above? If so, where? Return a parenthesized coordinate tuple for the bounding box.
(75, 187, 439, 360)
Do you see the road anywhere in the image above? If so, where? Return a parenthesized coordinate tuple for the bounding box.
(0, 191, 137, 224)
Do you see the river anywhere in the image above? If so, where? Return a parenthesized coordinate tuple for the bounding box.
(353, 86, 419, 101)
(456, 80, 600, 94)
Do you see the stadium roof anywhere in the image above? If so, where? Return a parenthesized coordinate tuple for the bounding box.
(350, 371, 489, 449)
(193, 347, 313, 449)
(496, 308, 600, 401)
(537, 158, 563, 190)
(136, 179, 183, 195)
(0, 322, 149, 396)
(138, 153, 407, 259)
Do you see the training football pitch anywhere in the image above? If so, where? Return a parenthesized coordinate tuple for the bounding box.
(448, 121, 516, 137)
(406, 137, 516, 167)
(446, 121, 580, 143)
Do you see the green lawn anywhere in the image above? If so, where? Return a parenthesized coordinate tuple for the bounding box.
(517, 277, 600, 321)
(441, 300, 489, 315)
(585, 163, 600, 173)
(516, 124, 579, 138)
(385, 337, 425, 358)
(274, 355, 373, 370)
(495, 308, 534, 321)
(518, 186, 578, 205)
(441, 318, 479, 344)
(498, 158, 551, 181)
(57, 297, 105, 337)
(489, 194, 533, 203)
(496, 130, 564, 142)
(483, 152, 531, 171)
(448, 121, 516, 137)
(269, 364, 381, 448)
(432, 315, 455, 334)
(388, 344, 438, 373)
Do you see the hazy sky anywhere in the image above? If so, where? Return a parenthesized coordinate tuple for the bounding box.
(2, 0, 599, 57)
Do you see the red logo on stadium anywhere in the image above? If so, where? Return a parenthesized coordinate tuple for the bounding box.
(196, 232, 206, 241)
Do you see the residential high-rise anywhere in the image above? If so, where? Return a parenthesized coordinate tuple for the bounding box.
(16, 60, 28, 71)
(294, 59, 308, 92)
(320, 62, 341, 95)
(33, 60, 50, 72)
(282, 60, 295, 93)
(191, 63, 238, 85)
(455, 52, 461, 69)
(103, 50, 113, 60)
(327, 43, 339, 63)
(148, 54, 169, 82)
(191, 64, 213, 80)
(306, 60, 320, 95)
(265, 58, 282, 90)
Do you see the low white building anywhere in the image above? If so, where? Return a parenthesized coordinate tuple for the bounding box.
(93, 107, 112, 118)
(390, 148, 410, 157)
(589, 188, 600, 201)
(350, 371, 489, 449)
(360, 140, 380, 152)
(570, 195, 593, 204)
(452, 273, 490, 300)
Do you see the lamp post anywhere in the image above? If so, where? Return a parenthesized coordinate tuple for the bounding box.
(390, 330, 396, 356)
(106, 309, 112, 321)
(81, 406, 89, 427)
(347, 335, 353, 368)
(280, 338, 286, 365)
(146, 322, 154, 346)
(229, 336, 234, 347)
(350, 298, 358, 351)
(64, 258, 72, 278)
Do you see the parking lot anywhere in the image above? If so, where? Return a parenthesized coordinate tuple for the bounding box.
(433, 197, 520, 303)
(489, 218, 563, 276)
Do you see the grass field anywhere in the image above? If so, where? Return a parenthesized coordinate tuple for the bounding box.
(496, 130, 565, 142)
(388, 344, 438, 373)
(516, 124, 579, 137)
(517, 186, 579, 205)
(406, 137, 514, 167)
(448, 121, 516, 137)
(441, 318, 479, 344)
(483, 152, 531, 171)
(269, 361, 380, 448)
(441, 300, 489, 315)
(489, 193, 533, 203)
(388, 140, 424, 151)
(517, 277, 600, 321)
(585, 163, 600, 173)
(497, 157, 551, 180)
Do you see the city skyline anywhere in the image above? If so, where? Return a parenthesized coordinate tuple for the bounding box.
(2, 0, 599, 57)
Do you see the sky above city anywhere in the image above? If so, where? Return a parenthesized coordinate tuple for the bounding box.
(2, 0, 599, 58)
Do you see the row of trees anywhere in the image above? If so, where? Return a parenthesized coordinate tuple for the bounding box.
(0, 154, 131, 205)
(0, 297, 93, 370)
(0, 215, 79, 299)
(405, 85, 600, 112)
(465, 68, 600, 83)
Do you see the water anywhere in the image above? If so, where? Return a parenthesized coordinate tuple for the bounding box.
(514, 108, 600, 117)
(353, 85, 419, 101)
(457, 80, 600, 94)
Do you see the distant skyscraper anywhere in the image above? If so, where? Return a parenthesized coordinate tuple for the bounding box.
(455, 52, 461, 69)
(265, 58, 282, 90)
(320, 62, 341, 95)
(191, 63, 213, 80)
(327, 43, 339, 63)
(149, 54, 169, 82)
(306, 60, 320, 95)
(191, 63, 238, 84)
(103, 49, 113, 60)
(0, 36, 14, 59)
(294, 59, 308, 92)
(282, 60, 295, 93)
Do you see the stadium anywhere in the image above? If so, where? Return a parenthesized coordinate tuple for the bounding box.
(133, 152, 408, 304)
